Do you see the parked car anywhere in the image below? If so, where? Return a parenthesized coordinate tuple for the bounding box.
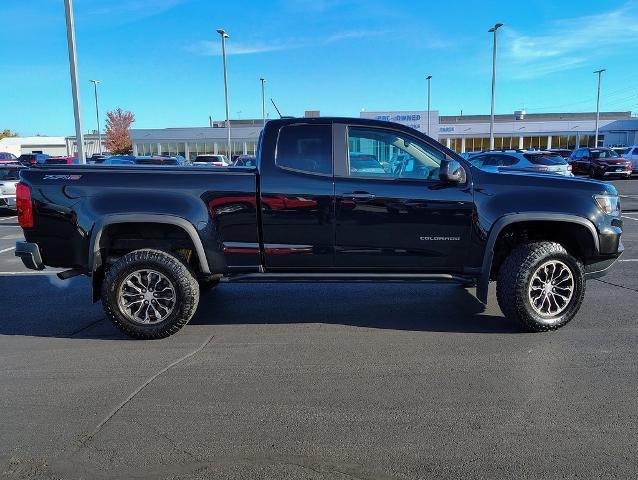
(233, 154, 257, 167)
(102, 156, 179, 166)
(611, 147, 629, 156)
(0, 164, 22, 210)
(45, 156, 79, 165)
(194, 154, 228, 166)
(17, 153, 49, 166)
(349, 153, 386, 175)
(0, 152, 18, 164)
(470, 151, 573, 176)
(548, 148, 572, 158)
(15, 117, 623, 339)
(568, 147, 632, 178)
(89, 154, 112, 164)
(622, 146, 638, 173)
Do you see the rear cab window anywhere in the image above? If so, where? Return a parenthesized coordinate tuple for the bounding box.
(524, 154, 567, 165)
(276, 124, 332, 175)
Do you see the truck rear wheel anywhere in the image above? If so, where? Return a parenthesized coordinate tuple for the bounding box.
(101, 249, 200, 339)
(496, 242, 585, 332)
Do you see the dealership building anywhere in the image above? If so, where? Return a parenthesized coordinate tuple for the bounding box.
(128, 110, 637, 159)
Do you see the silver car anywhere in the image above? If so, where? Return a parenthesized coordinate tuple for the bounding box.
(0, 165, 20, 210)
(470, 150, 573, 176)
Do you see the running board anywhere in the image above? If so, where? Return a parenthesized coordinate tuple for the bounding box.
(222, 273, 475, 284)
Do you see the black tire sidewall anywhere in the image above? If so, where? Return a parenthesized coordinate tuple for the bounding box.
(517, 249, 585, 329)
(102, 250, 199, 339)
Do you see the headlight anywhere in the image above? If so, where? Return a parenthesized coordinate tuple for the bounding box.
(594, 194, 621, 215)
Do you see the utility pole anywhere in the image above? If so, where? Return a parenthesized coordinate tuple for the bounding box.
(426, 75, 432, 137)
(64, 0, 86, 163)
(89, 80, 101, 154)
(488, 23, 504, 150)
(260, 78, 266, 127)
(594, 69, 606, 147)
(217, 28, 231, 160)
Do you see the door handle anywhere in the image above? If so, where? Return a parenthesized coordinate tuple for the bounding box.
(343, 191, 376, 200)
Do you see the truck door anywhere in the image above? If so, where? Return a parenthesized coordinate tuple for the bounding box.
(333, 123, 474, 270)
(259, 122, 335, 269)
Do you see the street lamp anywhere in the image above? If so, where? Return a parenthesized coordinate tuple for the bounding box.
(216, 28, 231, 160)
(426, 75, 432, 137)
(89, 80, 101, 154)
(488, 22, 503, 150)
(64, 0, 86, 164)
(594, 69, 606, 147)
(260, 77, 266, 127)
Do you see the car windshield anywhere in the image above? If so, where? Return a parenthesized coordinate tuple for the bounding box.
(524, 154, 567, 165)
(0, 168, 18, 180)
(591, 150, 619, 159)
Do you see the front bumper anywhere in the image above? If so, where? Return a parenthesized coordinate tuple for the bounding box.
(585, 226, 624, 279)
(15, 241, 45, 271)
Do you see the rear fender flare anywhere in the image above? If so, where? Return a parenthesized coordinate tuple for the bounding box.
(88, 214, 210, 275)
(476, 213, 599, 304)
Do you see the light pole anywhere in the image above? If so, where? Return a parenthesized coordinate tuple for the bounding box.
(217, 28, 231, 160)
(260, 77, 266, 127)
(488, 22, 503, 150)
(426, 75, 432, 137)
(89, 80, 101, 154)
(594, 69, 605, 147)
(64, 0, 86, 164)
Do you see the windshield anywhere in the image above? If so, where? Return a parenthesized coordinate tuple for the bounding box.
(591, 150, 619, 159)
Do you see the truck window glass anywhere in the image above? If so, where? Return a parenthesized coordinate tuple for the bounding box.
(347, 127, 445, 180)
(275, 124, 332, 175)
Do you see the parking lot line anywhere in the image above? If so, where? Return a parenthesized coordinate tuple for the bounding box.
(0, 216, 17, 221)
(619, 259, 638, 262)
(0, 246, 16, 254)
(622, 215, 638, 221)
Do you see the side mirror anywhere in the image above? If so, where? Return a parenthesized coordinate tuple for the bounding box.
(440, 159, 465, 183)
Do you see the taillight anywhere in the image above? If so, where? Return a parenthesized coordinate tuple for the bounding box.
(16, 182, 33, 228)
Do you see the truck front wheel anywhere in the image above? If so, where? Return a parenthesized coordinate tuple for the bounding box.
(496, 242, 585, 332)
(101, 249, 200, 339)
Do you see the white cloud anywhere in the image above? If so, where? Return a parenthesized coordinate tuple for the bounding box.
(502, 2, 638, 79)
(189, 29, 387, 57)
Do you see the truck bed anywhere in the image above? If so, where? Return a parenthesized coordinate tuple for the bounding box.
(19, 164, 260, 273)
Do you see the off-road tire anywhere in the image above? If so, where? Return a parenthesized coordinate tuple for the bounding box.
(496, 242, 585, 332)
(102, 249, 200, 339)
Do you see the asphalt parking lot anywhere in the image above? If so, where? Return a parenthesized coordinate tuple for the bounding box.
(0, 179, 636, 480)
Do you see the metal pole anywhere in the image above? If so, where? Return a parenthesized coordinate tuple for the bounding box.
(90, 80, 101, 154)
(217, 29, 231, 160)
(594, 69, 605, 147)
(488, 23, 503, 151)
(64, 0, 85, 164)
(426, 75, 432, 137)
(260, 78, 266, 127)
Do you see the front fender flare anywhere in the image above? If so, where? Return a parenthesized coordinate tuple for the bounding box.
(476, 213, 599, 304)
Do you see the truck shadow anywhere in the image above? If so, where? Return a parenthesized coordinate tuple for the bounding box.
(191, 282, 519, 334)
(0, 278, 519, 338)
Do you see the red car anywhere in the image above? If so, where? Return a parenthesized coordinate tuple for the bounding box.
(0, 152, 17, 164)
(568, 147, 632, 179)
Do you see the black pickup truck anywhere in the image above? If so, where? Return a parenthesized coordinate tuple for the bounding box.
(15, 117, 623, 338)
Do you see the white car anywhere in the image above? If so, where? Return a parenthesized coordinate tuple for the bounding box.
(470, 150, 573, 176)
(193, 154, 229, 167)
(623, 146, 638, 172)
(0, 165, 20, 210)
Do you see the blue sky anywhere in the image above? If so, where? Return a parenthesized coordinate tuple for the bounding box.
(3, 0, 638, 135)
